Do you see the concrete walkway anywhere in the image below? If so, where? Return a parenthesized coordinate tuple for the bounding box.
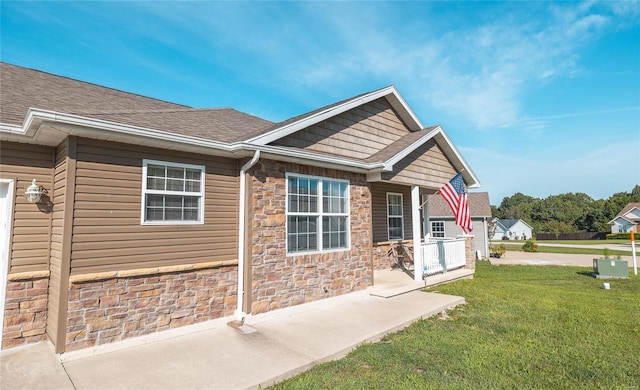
(1, 288, 465, 390)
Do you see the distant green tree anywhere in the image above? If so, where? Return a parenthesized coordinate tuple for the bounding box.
(491, 186, 640, 235)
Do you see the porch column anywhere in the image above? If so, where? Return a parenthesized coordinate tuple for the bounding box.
(411, 186, 423, 281)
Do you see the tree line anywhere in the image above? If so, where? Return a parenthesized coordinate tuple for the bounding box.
(491, 185, 640, 234)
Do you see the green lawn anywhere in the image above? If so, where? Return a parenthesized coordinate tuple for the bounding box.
(270, 262, 640, 389)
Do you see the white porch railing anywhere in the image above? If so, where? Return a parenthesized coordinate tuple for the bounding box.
(421, 237, 467, 276)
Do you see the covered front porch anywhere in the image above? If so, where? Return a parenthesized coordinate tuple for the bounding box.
(370, 181, 477, 295)
(370, 235, 475, 297)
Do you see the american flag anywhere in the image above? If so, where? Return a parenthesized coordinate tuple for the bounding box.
(439, 173, 472, 234)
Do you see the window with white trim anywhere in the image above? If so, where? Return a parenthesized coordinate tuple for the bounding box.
(286, 174, 349, 254)
(387, 193, 404, 240)
(431, 221, 445, 238)
(141, 160, 205, 224)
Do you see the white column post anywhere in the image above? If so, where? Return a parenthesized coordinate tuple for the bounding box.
(411, 186, 423, 281)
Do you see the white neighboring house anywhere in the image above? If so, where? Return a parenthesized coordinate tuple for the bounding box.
(492, 219, 533, 241)
(608, 202, 640, 233)
(426, 192, 492, 258)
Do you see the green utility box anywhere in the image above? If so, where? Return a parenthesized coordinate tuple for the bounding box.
(593, 258, 629, 279)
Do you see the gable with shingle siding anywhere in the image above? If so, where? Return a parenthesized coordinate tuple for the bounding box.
(269, 98, 411, 160)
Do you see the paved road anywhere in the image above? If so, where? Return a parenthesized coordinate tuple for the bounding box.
(536, 243, 635, 251)
(491, 250, 638, 269)
(491, 241, 635, 252)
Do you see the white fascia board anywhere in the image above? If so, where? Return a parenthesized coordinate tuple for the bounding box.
(516, 219, 534, 230)
(382, 125, 482, 188)
(382, 126, 442, 170)
(384, 87, 424, 131)
(433, 128, 482, 188)
(0, 123, 27, 135)
(608, 215, 633, 225)
(245, 86, 423, 146)
(238, 143, 386, 173)
(14, 109, 234, 153)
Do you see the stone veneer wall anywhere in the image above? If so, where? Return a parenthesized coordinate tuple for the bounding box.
(2, 273, 49, 349)
(249, 160, 373, 314)
(465, 236, 476, 269)
(372, 240, 414, 270)
(64, 264, 237, 351)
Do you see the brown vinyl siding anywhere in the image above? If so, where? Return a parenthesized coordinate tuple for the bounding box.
(382, 139, 456, 189)
(271, 98, 410, 159)
(69, 138, 240, 275)
(371, 182, 413, 243)
(0, 142, 54, 273)
(47, 138, 75, 352)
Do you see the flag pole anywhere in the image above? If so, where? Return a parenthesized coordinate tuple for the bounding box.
(419, 190, 439, 209)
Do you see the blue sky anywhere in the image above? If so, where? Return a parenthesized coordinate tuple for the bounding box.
(1, 1, 639, 205)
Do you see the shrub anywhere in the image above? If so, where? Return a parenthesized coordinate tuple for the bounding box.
(522, 238, 538, 252)
(606, 232, 633, 240)
(492, 243, 506, 258)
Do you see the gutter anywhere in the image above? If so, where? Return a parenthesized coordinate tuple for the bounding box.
(236, 150, 261, 320)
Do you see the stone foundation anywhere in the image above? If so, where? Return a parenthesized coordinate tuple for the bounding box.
(2, 272, 49, 349)
(65, 264, 237, 351)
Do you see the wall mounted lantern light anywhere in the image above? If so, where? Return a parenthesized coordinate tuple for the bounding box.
(25, 179, 44, 203)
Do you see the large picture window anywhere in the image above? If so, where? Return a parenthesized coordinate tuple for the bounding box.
(287, 174, 349, 254)
(387, 193, 404, 240)
(141, 160, 205, 224)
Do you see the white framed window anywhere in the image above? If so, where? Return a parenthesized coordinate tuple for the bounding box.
(286, 173, 349, 254)
(141, 160, 205, 225)
(431, 221, 445, 238)
(387, 193, 404, 240)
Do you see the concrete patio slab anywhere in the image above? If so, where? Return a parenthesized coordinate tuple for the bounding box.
(1, 288, 465, 390)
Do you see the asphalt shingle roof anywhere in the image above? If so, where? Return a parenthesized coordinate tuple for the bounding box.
(614, 203, 640, 219)
(0, 62, 274, 143)
(428, 192, 492, 218)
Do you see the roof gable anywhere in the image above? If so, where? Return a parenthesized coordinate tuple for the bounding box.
(244, 86, 423, 145)
(269, 98, 414, 160)
(496, 219, 533, 230)
(616, 203, 640, 218)
(609, 215, 635, 225)
(608, 203, 640, 224)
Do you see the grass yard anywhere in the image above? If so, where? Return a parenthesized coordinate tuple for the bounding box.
(270, 262, 640, 389)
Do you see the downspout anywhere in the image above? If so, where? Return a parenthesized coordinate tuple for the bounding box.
(236, 150, 260, 320)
